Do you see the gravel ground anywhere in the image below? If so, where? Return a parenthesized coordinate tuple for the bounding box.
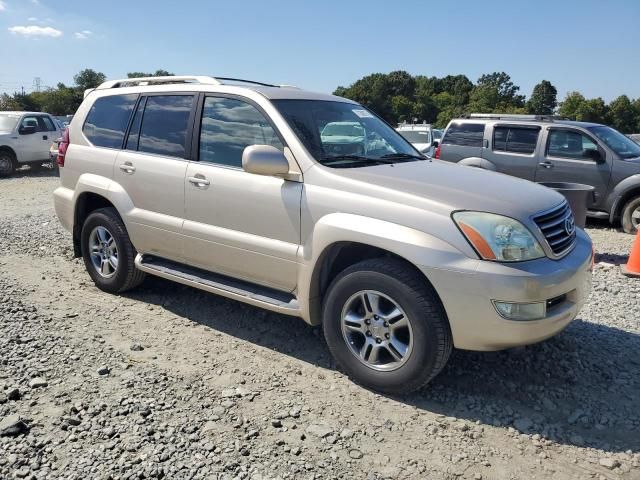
(1, 169, 639, 480)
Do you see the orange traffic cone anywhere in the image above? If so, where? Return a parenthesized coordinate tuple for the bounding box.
(622, 230, 640, 278)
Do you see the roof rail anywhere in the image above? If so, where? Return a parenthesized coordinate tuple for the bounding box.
(96, 76, 221, 90)
(463, 113, 565, 122)
(214, 77, 278, 87)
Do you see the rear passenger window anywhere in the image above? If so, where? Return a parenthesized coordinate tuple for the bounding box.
(83, 94, 138, 148)
(442, 123, 485, 147)
(137, 95, 194, 158)
(199, 96, 283, 168)
(493, 126, 539, 154)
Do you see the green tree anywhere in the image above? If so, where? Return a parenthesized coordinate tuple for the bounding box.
(475, 72, 525, 108)
(607, 95, 636, 133)
(527, 80, 557, 115)
(127, 70, 174, 78)
(73, 69, 107, 91)
(0, 94, 21, 110)
(558, 91, 586, 119)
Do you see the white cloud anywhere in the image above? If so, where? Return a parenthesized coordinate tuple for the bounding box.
(74, 29, 92, 39)
(30, 0, 40, 4)
(8, 25, 63, 37)
(28, 17, 38, 21)
(0, 1, 6, 12)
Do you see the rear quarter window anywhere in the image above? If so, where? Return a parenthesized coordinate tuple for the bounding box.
(493, 126, 539, 154)
(443, 122, 485, 147)
(83, 94, 138, 149)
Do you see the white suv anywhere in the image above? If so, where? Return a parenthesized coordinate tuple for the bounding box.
(53, 76, 593, 393)
(0, 111, 62, 176)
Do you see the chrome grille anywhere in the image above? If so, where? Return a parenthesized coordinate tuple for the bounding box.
(533, 202, 577, 256)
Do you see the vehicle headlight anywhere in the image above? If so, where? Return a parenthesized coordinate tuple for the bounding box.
(453, 211, 545, 262)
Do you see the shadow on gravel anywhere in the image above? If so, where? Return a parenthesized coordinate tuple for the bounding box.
(127, 276, 640, 454)
(1, 165, 59, 179)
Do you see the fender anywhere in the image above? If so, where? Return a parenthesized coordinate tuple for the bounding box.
(606, 174, 640, 222)
(458, 157, 497, 171)
(0, 145, 18, 163)
(296, 212, 478, 324)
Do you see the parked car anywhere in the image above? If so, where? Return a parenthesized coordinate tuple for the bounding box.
(396, 123, 435, 155)
(53, 76, 593, 393)
(627, 134, 640, 145)
(436, 114, 640, 233)
(0, 111, 63, 176)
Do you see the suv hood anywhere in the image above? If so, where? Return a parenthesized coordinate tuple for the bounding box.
(330, 160, 566, 221)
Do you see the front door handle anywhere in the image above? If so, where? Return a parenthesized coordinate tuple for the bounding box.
(188, 175, 210, 187)
(119, 163, 136, 174)
(538, 161, 554, 169)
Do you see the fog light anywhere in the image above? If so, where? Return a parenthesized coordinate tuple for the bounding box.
(493, 301, 546, 321)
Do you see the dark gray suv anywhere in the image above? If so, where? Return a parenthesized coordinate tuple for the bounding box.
(436, 114, 640, 233)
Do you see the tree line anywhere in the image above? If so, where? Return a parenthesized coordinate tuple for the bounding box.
(0, 69, 173, 115)
(334, 71, 640, 133)
(2, 68, 639, 133)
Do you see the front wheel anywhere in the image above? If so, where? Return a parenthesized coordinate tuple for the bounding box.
(621, 196, 640, 234)
(0, 151, 16, 177)
(81, 207, 146, 293)
(322, 258, 452, 394)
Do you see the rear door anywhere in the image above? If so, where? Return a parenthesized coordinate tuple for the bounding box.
(535, 127, 612, 208)
(38, 116, 59, 159)
(439, 121, 484, 162)
(482, 124, 541, 180)
(114, 93, 196, 260)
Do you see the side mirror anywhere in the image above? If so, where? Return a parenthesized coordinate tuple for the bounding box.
(19, 125, 37, 135)
(242, 145, 290, 177)
(585, 148, 604, 163)
(432, 140, 440, 148)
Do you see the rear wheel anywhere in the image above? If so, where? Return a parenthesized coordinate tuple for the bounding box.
(81, 207, 146, 293)
(0, 151, 16, 177)
(621, 196, 640, 234)
(322, 258, 452, 394)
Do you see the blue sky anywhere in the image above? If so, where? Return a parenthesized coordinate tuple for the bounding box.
(1, 0, 639, 102)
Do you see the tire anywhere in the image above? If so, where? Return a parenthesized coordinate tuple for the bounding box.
(81, 207, 146, 293)
(621, 196, 640, 234)
(0, 151, 16, 177)
(322, 258, 452, 394)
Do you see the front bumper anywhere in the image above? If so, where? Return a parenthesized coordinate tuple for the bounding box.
(422, 229, 593, 351)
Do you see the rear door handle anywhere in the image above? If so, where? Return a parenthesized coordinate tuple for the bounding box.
(119, 163, 136, 174)
(188, 176, 210, 187)
(43, 135, 48, 140)
(538, 161, 554, 169)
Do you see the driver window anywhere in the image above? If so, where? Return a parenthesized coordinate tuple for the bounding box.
(21, 116, 39, 132)
(199, 97, 283, 168)
(547, 130, 598, 161)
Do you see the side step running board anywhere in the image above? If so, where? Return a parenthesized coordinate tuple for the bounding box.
(135, 254, 300, 317)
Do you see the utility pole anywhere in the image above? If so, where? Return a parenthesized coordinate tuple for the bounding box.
(33, 77, 41, 92)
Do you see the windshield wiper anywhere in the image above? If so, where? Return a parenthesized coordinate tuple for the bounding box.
(379, 153, 426, 161)
(321, 155, 395, 167)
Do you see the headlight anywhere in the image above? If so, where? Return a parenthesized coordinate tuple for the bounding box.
(453, 211, 545, 262)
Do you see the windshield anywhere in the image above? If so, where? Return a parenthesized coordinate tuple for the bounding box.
(589, 126, 640, 159)
(432, 129, 443, 140)
(398, 130, 431, 144)
(0, 113, 20, 132)
(272, 100, 423, 168)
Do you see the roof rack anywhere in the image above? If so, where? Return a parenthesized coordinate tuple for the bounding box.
(95, 75, 288, 90)
(462, 113, 566, 122)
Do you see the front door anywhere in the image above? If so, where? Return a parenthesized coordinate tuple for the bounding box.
(114, 94, 196, 260)
(17, 115, 43, 162)
(535, 128, 612, 209)
(183, 95, 302, 291)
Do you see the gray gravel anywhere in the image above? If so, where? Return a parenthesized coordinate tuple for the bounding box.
(1, 171, 639, 479)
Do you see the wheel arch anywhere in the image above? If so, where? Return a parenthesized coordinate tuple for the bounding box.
(300, 213, 466, 326)
(608, 177, 640, 224)
(73, 192, 119, 257)
(458, 156, 497, 171)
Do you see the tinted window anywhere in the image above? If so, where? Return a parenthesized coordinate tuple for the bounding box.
(41, 116, 57, 132)
(442, 123, 484, 147)
(138, 95, 194, 158)
(199, 97, 283, 167)
(125, 97, 146, 151)
(21, 116, 40, 131)
(493, 126, 539, 154)
(83, 94, 138, 148)
(547, 130, 598, 160)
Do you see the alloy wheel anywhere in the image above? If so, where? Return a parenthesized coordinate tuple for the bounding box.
(88, 226, 119, 278)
